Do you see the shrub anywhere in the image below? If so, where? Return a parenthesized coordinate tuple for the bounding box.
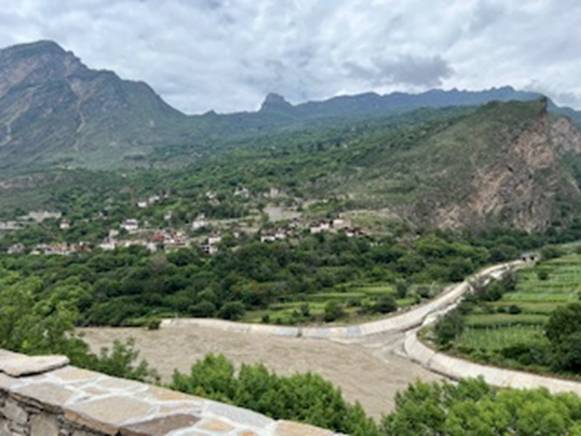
(218, 301, 246, 321)
(537, 270, 549, 281)
(434, 309, 464, 347)
(373, 295, 398, 314)
(323, 301, 345, 322)
(189, 301, 217, 317)
(145, 317, 161, 330)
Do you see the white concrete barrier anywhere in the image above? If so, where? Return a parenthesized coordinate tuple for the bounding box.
(404, 331, 581, 395)
(162, 261, 522, 340)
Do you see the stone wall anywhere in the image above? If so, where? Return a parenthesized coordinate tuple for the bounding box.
(0, 349, 336, 436)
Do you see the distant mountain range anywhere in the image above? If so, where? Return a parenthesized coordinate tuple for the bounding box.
(0, 40, 580, 172)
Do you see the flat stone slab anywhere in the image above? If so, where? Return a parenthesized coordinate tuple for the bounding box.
(120, 414, 200, 436)
(12, 381, 79, 411)
(0, 355, 69, 377)
(274, 421, 334, 436)
(65, 395, 155, 435)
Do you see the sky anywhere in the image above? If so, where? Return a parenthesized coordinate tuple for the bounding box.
(0, 0, 580, 114)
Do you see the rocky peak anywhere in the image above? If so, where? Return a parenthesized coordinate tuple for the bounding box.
(260, 92, 293, 112)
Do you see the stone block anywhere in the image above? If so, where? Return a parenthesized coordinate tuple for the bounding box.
(50, 367, 102, 384)
(195, 418, 234, 433)
(30, 413, 59, 436)
(1, 398, 28, 426)
(274, 420, 334, 436)
(206, 401, 274, 429)
(13, 382, 79, 412)
(65, 395, 154, 435)
(0, 355, 69, 377)
(119, 413, 199, 436)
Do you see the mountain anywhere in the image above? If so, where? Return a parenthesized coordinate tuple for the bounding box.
(0, 40, 189, 171)
(169, 99, 581, 232)
(2, 40, 581, 174)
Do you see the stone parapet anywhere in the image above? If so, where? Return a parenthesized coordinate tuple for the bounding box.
(0, 350, 336, 436)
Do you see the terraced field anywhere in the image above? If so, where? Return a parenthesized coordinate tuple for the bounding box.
(456, 253, 581, 352)
(243, 282, 436, 324)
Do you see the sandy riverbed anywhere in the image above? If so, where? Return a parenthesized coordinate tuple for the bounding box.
(80, 325, 440, 418)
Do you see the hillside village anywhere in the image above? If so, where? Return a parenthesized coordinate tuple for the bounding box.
(1, 186, 368, 257)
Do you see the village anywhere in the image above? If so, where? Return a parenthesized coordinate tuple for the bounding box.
(1, 189, 369, 257)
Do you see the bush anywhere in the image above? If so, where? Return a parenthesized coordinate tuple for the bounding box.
(395, 280, 408, 298)
(546, 303, 581, 372)
(540, 245, 563, 260)
(507, 304, 522, 314)
(373, 295, 398, 314)
(218, 301, 246, 321)
(170, 354, 380, 435)
(145, 317, 161, 330)
(189, 301, 217, 317)
(323, 301, 345, 322)
(537, 270, 549, 281)
(434, 309, 464, 347)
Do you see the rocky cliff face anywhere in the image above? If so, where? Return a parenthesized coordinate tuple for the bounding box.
(418, 101, 581, 231)
(0, 41, 186, 170)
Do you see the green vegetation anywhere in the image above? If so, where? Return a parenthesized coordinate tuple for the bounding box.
(170, 354, 379, 436)
(0, 268, 158, 382)
(383, 378, 581, 435)
(0, 230, 515, 327)
(170, 356, 581, 436)
(432, 252, 581, 376)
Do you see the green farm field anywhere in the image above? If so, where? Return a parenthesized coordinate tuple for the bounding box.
(456, 253, 581, 353)
(243, 282, 436, 324)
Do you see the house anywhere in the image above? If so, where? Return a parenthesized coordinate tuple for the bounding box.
(310, 221, 331, 234)
(99, 240, 117, 251)
(164, 211, 173, 222)
(332, 218, 350, 229)
(148, 195, 161, 204)
(59, 219, 71, 230)
(7, 243, 25, 254)
(234, 187, 250, 198)
(208, 235, 222, 246)
(192, 214, 209, 231)
(260, 234, 276, 243)
(521, 252, 540, 263)
(201, 235, 222, 255)
(275, 230, 287, 240)
(137, 200, 148, 209)
(121, 219, 139, 232)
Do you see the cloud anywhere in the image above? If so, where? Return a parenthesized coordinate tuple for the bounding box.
(344, 55, 454, 88)
(0, 0, 579, 113)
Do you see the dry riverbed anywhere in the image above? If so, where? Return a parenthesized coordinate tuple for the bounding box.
(80, 325, 440, 418)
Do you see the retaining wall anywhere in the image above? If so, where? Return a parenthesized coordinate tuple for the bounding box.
(0, 349, 335, 436)
(161, 262, 520, 340)
(404, 332, 581, 395)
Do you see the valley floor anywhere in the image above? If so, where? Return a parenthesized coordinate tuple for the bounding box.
(79, 325, 441, 418)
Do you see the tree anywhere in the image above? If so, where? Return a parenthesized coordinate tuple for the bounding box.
(382, 378, 581, 435)
(434, 309, 464, 347)
(170, 354, 380, 436)
(546, 303, 581, 372)
(395, 280, 408, 298)
(373, 295, 398, 314)
(218, 301, 246, 321)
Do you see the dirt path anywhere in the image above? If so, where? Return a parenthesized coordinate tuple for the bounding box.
(80, 326, 440, 419)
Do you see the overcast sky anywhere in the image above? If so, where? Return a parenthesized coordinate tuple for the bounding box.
(0, 0, 580, 114)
